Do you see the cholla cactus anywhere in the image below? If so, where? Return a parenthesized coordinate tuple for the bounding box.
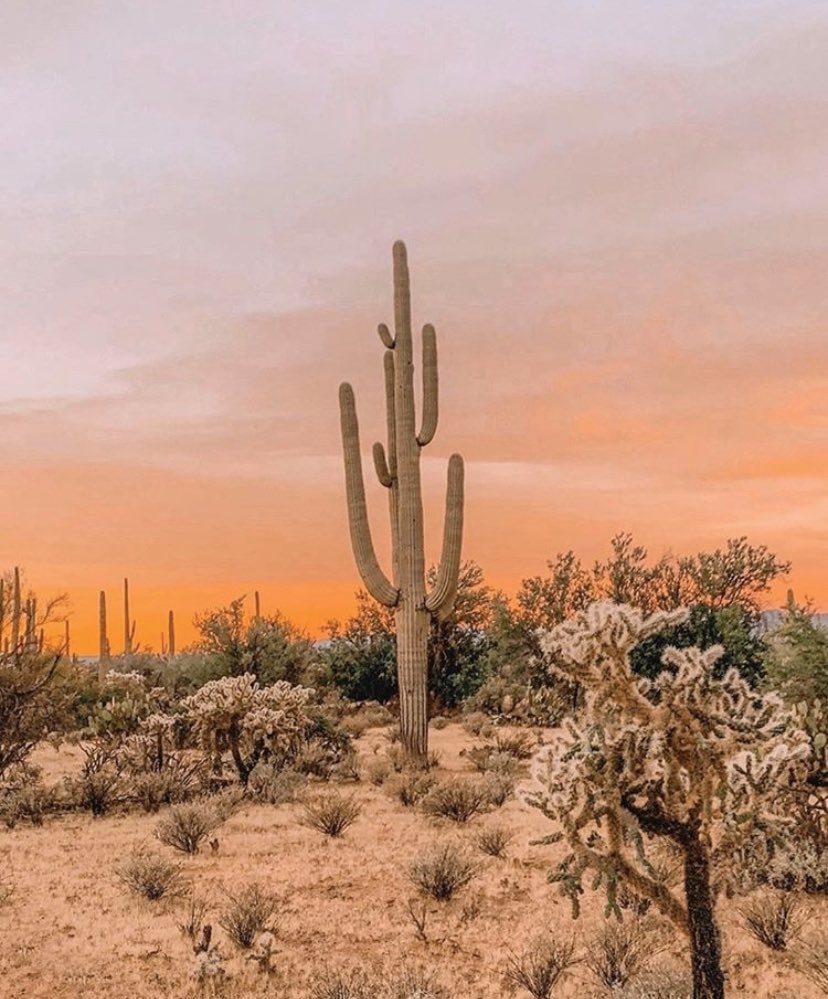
(182, 674, 315, 784)
(531, 602, 811, 999)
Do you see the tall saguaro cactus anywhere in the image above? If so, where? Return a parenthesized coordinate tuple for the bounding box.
(339, 241, 464, 763)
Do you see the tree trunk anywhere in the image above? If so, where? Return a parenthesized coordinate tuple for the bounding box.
(684, 836, 725, 999)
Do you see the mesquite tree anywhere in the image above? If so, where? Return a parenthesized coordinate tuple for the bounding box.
(529, 602, 811, 999)
(339, 240, 464, 763)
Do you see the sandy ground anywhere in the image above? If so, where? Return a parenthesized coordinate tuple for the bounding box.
(0, 723, 823, 998)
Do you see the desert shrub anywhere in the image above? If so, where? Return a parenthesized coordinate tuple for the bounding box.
(738, 891, 805, 951)
(207, 785, 245, 822)
(0, 764, 53, 828)
(765, 839, 828, 895)
(247, 762, 305, 804)
(367, 759, 392, 786)
(219, 884, 278, 949)
(480, 772, 515, 807)
(466, 745, 522, 778)
(475, 824, 512, 857)
(421, 779, 488, 822)
(409, 842, 479, 901)
(585, 919, 659, 991)
(115, 849, 186, 900)
(309, 967, 371, 999)
(390, 770, 435, 807)
(330, 749, 361, 782)
(798, 933, 828, 993)
(494, 731, 535, 759)
(461, 711, 489, 736)
(382, 965, 447, 999)
(0, 875, 15, 906)
(302, 792, 361, 837)
(504, 935, 578, 998)
(616, 968, 692, 999)
(431, 716, 449, 730)
(177, 893, 209, 942)
(155, 802, 223, 854)
(64, 743, 126, 815)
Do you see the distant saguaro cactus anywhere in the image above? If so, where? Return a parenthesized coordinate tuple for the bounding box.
(98, 590, 110, 683)
(168, 610, 176, 658)
(123, 577, 136, 655)
(339, 241, 464, 763)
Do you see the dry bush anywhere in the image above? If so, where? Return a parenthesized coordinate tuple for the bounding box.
(798, 934, 828, 994)
(331, 749, 362, 782)
(475, 824, 512, 858)
(0, 875, 15, 906)
(409, 842, 479, 901)
(156, 802, 223, 855)
(767, 841, 828, 895)
(585, 919, 659, 991)
(481, 772, 515, 807)
(0, 783, 52, 828)
(390, 770, 435, 807)
(309, 967, 371, 999)
(504, 935, 578, 998)
(177, 893, 209, 943)
(466, 746, 522, 778)
(431, 715, 449, 730)
(219, 884, 278, 949)
(422, 779, 488, 822)
(383, 966, 446, 998)
(302, 792, 361, 837)
(115, 849, 186, 901)
(367, 759, 392, 786)
(494, 730, 535, 759)
(739, 890, 806, 951)
(616, 968, 691, 999)
(247, 762, 305, 804)
(129, 757, 207, 813)
(461, 711, 489, 736)
(208, 786, 245, 822)
(64, 744, 125, 816)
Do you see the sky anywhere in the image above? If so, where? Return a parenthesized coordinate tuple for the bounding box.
(3, 1, 827, 653)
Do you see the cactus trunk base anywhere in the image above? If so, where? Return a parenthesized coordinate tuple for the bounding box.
(397, 604, 429, 764)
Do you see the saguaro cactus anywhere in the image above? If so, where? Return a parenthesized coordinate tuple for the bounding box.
(123, 577, 136, 655)
(339, 240, 464, 763)
(168, 610, 176, 658)
(98, 590, 110, 683)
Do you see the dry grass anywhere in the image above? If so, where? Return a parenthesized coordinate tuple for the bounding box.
(115, 849, 186, 901)
(302, 792, 362, 837)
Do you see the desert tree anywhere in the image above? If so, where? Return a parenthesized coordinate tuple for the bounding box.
(529, 602, 811, 999)
(191, 596, 315, 685)
(0, 569, 70, 778)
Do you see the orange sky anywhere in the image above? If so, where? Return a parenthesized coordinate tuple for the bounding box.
(3, 3, 827, 652)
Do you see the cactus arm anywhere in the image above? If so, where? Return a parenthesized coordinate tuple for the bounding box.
(425, 453, 465, 617)
(339, 382, 399, 608)
(417, 324, 438, 446)
(378, 323, 395, 349)
(373, 442, 393, 487)
(383, 350, 397, 476)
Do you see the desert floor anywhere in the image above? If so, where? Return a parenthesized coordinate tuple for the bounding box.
(0, 722, 822, 998)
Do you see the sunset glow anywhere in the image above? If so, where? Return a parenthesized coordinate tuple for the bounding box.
(4, 2, 827, 652)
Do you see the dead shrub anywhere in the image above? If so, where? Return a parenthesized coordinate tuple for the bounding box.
(247, 763, 305, 804)
(155, 802, 223, 855)
(367, 759, 392, 786)
(585, 918, 659, 991)
(177, 893, 209, 943)
(616, 967, 692, 999)
(504, 935, 578, 998)
(422, 779, 488, 822)
(494, 731, 535, 759)
(739, 890, 805, 951)
(115, 849, 186, 901)
(219, 884, 278, 949)
(476, 824, 512, 858)
(409, 842, 479, 901)
(302, 792, 361, 837)
(390, 770, 435, 807)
